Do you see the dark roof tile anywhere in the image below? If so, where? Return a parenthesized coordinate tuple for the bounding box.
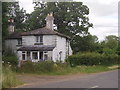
(17, 45, 55, 51)
(6, 32, 22, 39)
(21, 27, 70, 39)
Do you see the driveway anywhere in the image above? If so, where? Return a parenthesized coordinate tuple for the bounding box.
(16, 70, 119, 88)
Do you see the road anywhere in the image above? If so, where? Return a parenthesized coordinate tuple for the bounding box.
(18, 70, 119, 88)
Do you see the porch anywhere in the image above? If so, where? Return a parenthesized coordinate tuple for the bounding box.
(17, 45, 55, 62)
(21, 51, 52, 62)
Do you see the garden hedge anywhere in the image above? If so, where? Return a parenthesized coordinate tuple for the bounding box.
(66, 52, 119, 67)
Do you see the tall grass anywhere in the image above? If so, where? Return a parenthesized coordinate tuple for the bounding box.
(17, 61, 118, 75)
(2, 66, 23, 88)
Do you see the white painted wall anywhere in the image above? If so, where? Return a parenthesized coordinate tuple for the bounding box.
(52, 36, 67, 62)
(6, 34, 73, 62)
(5, 39, 18, 54)
(22, 35, 56, 45)
(69, 44, 73, 56)
(17, 51, 22, 60)
(22, 36, 35, 45)
(43, 35, 56, 45)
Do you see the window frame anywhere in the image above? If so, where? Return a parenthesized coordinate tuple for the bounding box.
(36, 35, 43, 43)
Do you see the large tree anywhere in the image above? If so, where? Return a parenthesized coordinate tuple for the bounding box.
(26, 2, 93, 34)
(25, 2, 93, 53)
(71, 34, 100, 53)
(100, 35, 118, 54)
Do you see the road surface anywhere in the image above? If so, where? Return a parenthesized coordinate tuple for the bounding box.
(18, 70, 119, 88)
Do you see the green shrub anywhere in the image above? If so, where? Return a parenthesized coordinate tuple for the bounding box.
(18, 61, 35, 73)
(18, 60, 56, 74)
(103, 48, 116, 55)
(2, 55, 18, 66)
(67, 52, 119, 66)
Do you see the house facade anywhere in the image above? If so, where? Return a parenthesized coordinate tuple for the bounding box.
(5, 13, 72, 62)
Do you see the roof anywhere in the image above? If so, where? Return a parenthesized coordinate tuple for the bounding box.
(21, 27, 70, 39)
(6, 32, 22, 39)
(17, 45, 55, 51)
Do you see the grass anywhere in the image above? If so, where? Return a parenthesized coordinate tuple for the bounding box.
(46, 65, 118, 75)
(2, 66, 23, 88)
(18, 63, 119, 76)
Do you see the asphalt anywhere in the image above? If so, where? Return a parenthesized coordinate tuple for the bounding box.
(18, 70, 119, 88)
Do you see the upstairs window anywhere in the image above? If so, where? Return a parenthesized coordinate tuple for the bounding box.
(18, 39, 22, 45)
(40, 36, 43, 43)
(36, 35, 43, 43)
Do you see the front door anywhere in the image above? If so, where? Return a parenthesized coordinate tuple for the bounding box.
(39, 52, 43, 61)
(32, 52, 38, 62)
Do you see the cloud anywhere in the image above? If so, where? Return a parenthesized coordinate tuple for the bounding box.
(80, 0, 118, 41)
(19, 0, 34, 13)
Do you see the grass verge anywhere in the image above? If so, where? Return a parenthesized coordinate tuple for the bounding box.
(2, 66, 23, 88)
(46, 65, 119, 75)
(17, 62, 119, 75)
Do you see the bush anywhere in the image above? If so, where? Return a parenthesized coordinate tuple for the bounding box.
(2, 55, 18, 66)
(17, 60, 71, 74)
(66, 52, 119, 67)
(18, 60, 56, 73)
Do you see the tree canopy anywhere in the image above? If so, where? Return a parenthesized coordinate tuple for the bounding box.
(3, 2, 119, 54)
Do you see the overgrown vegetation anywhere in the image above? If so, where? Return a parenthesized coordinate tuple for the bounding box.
(2, 66, 23, 88)
(2, 48, 18, 66)
(66, 52, 119, 67)
(17, 60, 119, 75)
(17, 61, 69, 74)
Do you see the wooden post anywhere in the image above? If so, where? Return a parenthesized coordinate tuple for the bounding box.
(30, 51, 33, 61)
(38, 51, 40, 61)
(43, 51, 44, 61)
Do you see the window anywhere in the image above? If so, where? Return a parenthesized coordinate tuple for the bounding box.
(40, 36, 43, 43)
(18, 39, 22, 45)
(32, 52, 38, 59)
(36, 36, 43, 43)
(22, 51, 26, 60)
(36, 36, 39, 42)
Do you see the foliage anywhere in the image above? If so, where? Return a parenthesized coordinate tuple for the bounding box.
(2, 2, 9, 41)
(18, 61, 56, 73)
(66, 52, 119, 67)
(2, 66, 22, 88)
(71, 34, 100, 53)
(25, 2, 93, 53)
(17, 60, 69, 74)
(103, 48, 116, 55)
(17, 60, 118, 75)
(2, 49, 18, 66)
(100, 35, 118, 54)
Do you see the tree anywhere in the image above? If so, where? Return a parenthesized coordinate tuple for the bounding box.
(2, 2, 27, 35)
(105, 35, 118, 50)
(100, 35, 118, 54)
(2, 2, 27, 53)
(71, 34, 100, 53)
(2, 2, 10, 41)
(25, 2, 93, 53)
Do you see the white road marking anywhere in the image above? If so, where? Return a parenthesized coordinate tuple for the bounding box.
(85, 85, 99, 90)
(90, 85, 99, 88)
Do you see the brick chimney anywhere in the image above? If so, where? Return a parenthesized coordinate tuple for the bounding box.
(45, 13, 54, 30)
(8, 18, 15, 34)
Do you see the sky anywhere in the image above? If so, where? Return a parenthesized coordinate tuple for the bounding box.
(19, 0, 119, 41)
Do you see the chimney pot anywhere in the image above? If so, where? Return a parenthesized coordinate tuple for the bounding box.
(45, 13, 54, 30)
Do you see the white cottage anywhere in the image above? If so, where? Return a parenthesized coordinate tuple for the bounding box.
(5, 13, 72, 62)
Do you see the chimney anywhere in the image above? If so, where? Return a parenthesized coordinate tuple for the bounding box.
(8, 18, 15, 34)
(45, 13, 54, 30)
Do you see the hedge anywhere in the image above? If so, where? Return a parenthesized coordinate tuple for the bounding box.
(66, 52, 119, 67)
